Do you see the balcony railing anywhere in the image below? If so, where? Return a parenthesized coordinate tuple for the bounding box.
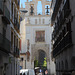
(63, 0, 71, 18)
(52, 8, 71, 40)
(2, 5, 10, 24)
(0, 33, 11, 53)
(14, 46, 20, 57)
(51, 0, 71, 25)
(51, 0, 62, 21)
(53, 32, 72, 57)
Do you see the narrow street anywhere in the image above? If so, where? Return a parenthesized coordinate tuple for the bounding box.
(0, 0, 75, 75)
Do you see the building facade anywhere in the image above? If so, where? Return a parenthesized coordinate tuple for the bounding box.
(51, 0, 75, 75)
(20, 0, 55, 75)
(0, 0, 20, 75)
(20, 15, 26, 69)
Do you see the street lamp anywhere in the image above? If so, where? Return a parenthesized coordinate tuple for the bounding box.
(21, 10, 28, 13)
(20, 10, 28, 21)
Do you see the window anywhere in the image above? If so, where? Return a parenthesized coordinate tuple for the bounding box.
(35, 31, 45, 42)
(21, 58, 23, 61)
(37, 1, 42, 15)
(11, 31, 13, 46)
(35, 19, 37, 24)
(43, 19, 45, 24)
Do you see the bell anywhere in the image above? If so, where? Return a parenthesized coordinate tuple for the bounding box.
(30, 6, 34, 15)
(46, 6, 49, 15)
(46, 9, 49, 13)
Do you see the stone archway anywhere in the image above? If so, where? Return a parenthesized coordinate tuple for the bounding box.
(34, 49, 47, 67)
(38, 50, 46, 64)
(31, 44, 50, 71)
(31, 44, 50, 62)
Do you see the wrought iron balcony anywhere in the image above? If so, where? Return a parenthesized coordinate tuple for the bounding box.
(0, 33, 11, 53)
(2, 5, 10, 24)
(14, 46, 20, 57)
(51, 0, 62, 21)
(63, 0, 71, 18)
(53, 32, 72, 58)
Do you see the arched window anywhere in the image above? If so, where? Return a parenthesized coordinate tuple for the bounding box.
(37, 1, 42, 15)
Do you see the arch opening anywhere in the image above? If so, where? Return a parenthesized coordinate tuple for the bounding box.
(34, 50, 47, 68)
(37, 1, 42, 15)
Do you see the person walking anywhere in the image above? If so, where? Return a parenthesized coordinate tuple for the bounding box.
(45, 70, 48, 75)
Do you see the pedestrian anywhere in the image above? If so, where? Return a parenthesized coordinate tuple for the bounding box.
(45, 70, 48, 75)
(20, 73, 22, 75)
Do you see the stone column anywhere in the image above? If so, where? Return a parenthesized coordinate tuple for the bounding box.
(42, 2, 45, 15)
(34, 1, 37, 15)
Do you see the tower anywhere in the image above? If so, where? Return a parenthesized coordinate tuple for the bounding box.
(20, 0, 55, 74)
